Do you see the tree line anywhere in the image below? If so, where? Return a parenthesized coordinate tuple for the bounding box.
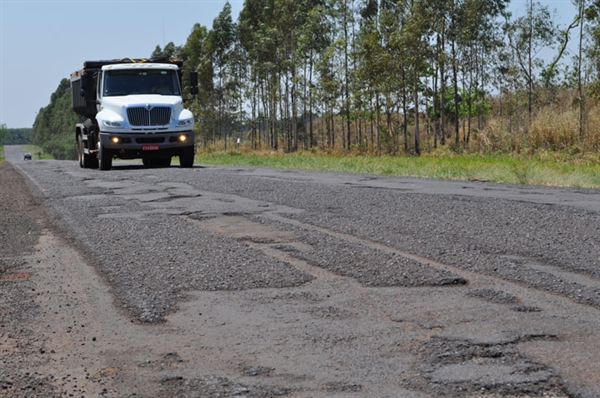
(33, 0, 600, 159)
(0, 125, 32, 146)
(32, 78, 80, 159)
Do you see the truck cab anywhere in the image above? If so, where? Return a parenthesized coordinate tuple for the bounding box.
(72, 58, 198, 170)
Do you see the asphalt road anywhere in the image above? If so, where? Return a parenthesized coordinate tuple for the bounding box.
(2, 144, 600, 397)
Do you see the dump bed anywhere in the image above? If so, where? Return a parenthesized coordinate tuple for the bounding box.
(70, 68, 95, 117)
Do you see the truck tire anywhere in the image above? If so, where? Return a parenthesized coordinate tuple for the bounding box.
(179, 146, 194, 168)
(98, 142, 112, 170)
(78, 136, 84, 168)
(78, 135, 98, 169)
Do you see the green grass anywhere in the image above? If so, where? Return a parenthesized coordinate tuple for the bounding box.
(21, 145, 53, 160)
(196, 150, 600, 189)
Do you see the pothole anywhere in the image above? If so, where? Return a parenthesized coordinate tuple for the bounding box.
(416, 336, 568, 397)
(195, 215, 337, 282)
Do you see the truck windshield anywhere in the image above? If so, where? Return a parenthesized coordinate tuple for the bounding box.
(103, 69, 181, 96)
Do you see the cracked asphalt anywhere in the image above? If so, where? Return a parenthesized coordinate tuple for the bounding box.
(2, 145, 600, 397)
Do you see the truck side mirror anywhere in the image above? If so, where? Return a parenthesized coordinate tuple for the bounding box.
(190, 71, 199, 95)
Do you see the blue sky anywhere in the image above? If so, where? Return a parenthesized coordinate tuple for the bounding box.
(0, 0, 579, 129)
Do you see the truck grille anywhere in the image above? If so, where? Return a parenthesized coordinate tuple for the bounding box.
(127, 106, 171, 126)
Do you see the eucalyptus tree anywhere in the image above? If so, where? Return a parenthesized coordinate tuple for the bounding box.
(274, 0, 328, 151)
(402, 0, 436, 155)
(414, 0, 467, 146)
(229, 32, 250, 146)
(428, 0, 453, 147)
(180, 23, 214, 145)
(354, 0, 385, 153)
(238, 0, 270, 148)
(151, 42, 183, 59)
(585, 0, 600, 85)
(505, 1, 556, 126)
(379, 0, 409, 154)
(340, 0, 355, 150)
(316, 43, 340, 149)
(283, 0, 301, 151)
(270, 0, 296, 151)
(578, 0, 600, 140)
(239, 0, 334, 151)
(578, 0, 586, 141)
(453, 0, 508, 142)
(354, 0, 416, 154)
(297, 2, 333, 148)
(541, 14, 581, 89)
(297, 0, 352, 151)
(207, 3, 237, 147)
(239, 0, 285, 149)
(355, 0, 432, 155)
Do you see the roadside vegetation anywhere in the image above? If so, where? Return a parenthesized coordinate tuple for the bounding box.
(7, 0, 600, 189)
(0, 125, 33, 162)
(196, 145, 600, 188)
(2, 139, 598, 188)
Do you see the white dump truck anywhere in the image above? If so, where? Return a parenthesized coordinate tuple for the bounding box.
(71, 58, 198, 170)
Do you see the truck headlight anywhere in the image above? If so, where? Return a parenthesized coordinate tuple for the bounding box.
(179, 134, 188, 142)
(102, 120, 123, 128)
(177, 119, 193, 127)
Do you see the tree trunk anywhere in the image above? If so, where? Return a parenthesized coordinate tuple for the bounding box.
(452, 37, 460, 145)
(413, 66, 421, 156)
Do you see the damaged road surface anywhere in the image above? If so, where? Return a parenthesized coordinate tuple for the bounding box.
(2, 146, 600, 397)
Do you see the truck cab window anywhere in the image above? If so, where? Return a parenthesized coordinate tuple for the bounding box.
(103, 70, 180, 97)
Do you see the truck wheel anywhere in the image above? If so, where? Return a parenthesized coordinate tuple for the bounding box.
(89, 154, 99, 169)
(98, 143, 113, 170)
(179, 146, 194, 168)
(79, 136, 98, 169)
(78, 136, 84, 168)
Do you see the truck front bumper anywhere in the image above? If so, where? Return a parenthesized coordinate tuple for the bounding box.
(99, 131, 195, 159)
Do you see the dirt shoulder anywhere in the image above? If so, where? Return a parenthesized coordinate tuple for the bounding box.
(0, 161, 160, 397)
(0, 162, 45, 260)
(0, 162, 58, 396)
(1, 162, 138, 397)
(0, 162, 140, 397)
